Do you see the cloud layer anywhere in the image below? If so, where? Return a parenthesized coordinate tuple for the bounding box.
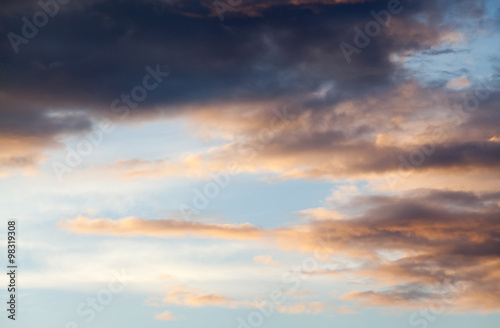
(62, 189, 500, 312)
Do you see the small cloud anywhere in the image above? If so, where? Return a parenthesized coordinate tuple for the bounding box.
(299, 207, 342, 221)
(440, 31, 464, 44)
(154, 310, 177, 321)
(283, 289, 317, 299)
(327, 184, 360, 205)
(253, 255, 281, 266)
(276, 302, 326, 314)
(158, 274, 171, 280)
(338, 306, 356, 314)
(489, 136, 500, 143)
(447, 75, 469, 90)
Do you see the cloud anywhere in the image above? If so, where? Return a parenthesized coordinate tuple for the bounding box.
(60, 215, 265, 240)
(253, 255, 281, 266)
(154, 310, 177, 321)
(275, 302, 326, 314)
(146, 284, 326, 315)
(3, 0, 500, 320)
(108, 139, 500, 181)
(0, 136, 53, 177)
(340, 284, 440, 308)
(0, 99, 92, 175)
(62, 189, 500, 312)
(292, 190, 500, 312)
(79, 79, 499, 183)
(1, 0, 483, 177)
(447, 76, 470, 89)
(160, 285, 241, 308)
(337, 306, 357, 314)
(298, 207, 343, 221)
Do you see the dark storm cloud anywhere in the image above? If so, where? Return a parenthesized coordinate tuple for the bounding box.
(1, 0, 498, 179)
(455, 89, 500, 138)
(0, 105, 92, 138)
(0, 0, 455, 131)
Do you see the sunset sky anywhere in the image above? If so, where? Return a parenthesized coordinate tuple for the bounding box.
(1, 0, 500, 327)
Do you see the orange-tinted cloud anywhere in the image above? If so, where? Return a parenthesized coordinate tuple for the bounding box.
(161, 285, 241, 308)
(154, 310, 177, 321)
(147, 284, 327, 315)
(60, 215, 265, 240)
(0, 136, 56, 177)
(63, 190, 500, 312)
(91, 81, 500, 184)
(254, 255, 281, 266)
(296, 190, 500, 312)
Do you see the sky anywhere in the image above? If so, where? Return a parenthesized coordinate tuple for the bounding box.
(0, 0, 500, 327)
